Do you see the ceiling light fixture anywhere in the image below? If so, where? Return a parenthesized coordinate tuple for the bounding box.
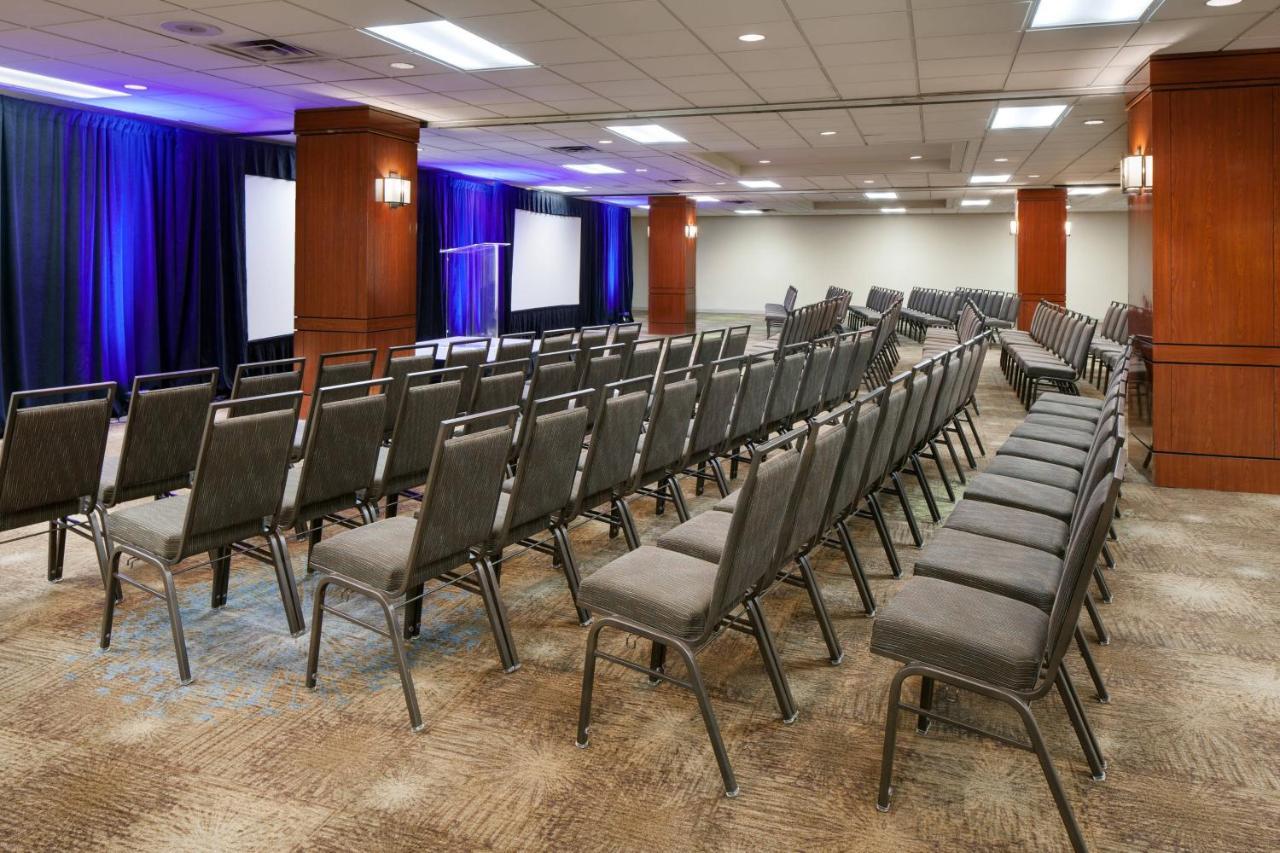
(820, 131, 837, 136)
(909, 155, 923, 160)
(123, 83, 148, 91)
(994, 157, 1009, 162)
(635, 168, 647, 172)
(863, 179, 875, 184)
(734, 209, 764, 215)
(690, 195, 720, 203)
(961, 199, 991, 207)
(606, 124, 686, 144)
(991, 104, 1068, 129)
(1028, 174, 1041, 178)
(1206, 0, 1243, 6)
(597, 139, 612, 144)
(0, 66, 128, 99)
(390, 61, 415, 70)
(1009, 219, 1018, 236)
(738, 33, 766, 42)
(970, 174, 1012, 184)
(563, 163, 624, 174)
(1067, 186, 1108, 196)
(1083, 119, 1105, 126)
(536, 185, 587, 193)
(865, 191, 897, 200)
(365, 21, 534, 71)
(1030, 0, 1155, 28)
(881, 207, 907, 214)
(758, 159, 771, 164)
(739, 179, 780, 188)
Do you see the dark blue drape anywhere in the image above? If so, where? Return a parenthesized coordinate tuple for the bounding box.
(417, 167, 633, 339)
(0, 95, 293, 422)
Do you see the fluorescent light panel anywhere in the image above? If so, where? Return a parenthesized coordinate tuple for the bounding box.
(536, 185, 586, 193)
(970, 174, 1011, 184)
(365, 21, 533, 71)
(690, 195, 719, 203)
(734, 209, 764, 215)
(961, 199, 992, 207)
(563, 163, 623, 175)
(864, 191, 897, 200)
(0, 65, 127, 99)
(739, 179, 780, 189)
(606, 124, 686, 144)
(991, 105, 1068, 129)
(881, 207, 906, 214)
(1031, 0, 1154, 29)
(1067, 186, 1109, 196)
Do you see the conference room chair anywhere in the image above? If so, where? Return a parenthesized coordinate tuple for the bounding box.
(515, 350, 581, 455)
(790, 336, 835, 424)
(540, 327, 578, 356)
(765, 285, 798, 338)
(611, 321, 642, 347)
(818, 330, 860, 413)
(466, 359, 529, 433)
(693, 328, 726, 371)
(630, 367, 700, 522)
(881, 362, 933, 545)
(574, 428, 804, 797)
(496, 331, 535, 364)
(623, 339, 663, 384)
(720, 352, 777, 480)
(578, 324, 611, 350)
(366, 367, 464, 521)
(443, 338, 491, 414)
(897, 353, 949, 522)
(99, 391, 303, 685)
(856, 371, 913, 578)
(380, 343, 438, 441)
(662, 333, 696, 373)
(306, 408, 519, 730)
(578, 344, 626, 399)
(680, 356, 743, 498)
(228, 356, 304, 416)
(720, 324, 752, 361)
(758, 343, 808, 439)
(0, 381, 115, 588)
(293, 348, 376, 460)
(274, 379, 387, 572)
(871, 455, 1123, 853)
(486, 390, 592, 624)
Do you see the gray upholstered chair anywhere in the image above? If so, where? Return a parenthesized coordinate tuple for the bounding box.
(465, 359, 528, 433)
(681, 356, 742, 497)
(791, 336, 835, 424)
(367, 367, 464, 520)
(443, 338, 491, 414)
(306, 408, 519, 730)
(759, 343, 808, 438)
(229, 357, 304, 417)
(630, 367, 700, 522)
(515, 350, 581, 454)
(661, 333, 697, 374)
(693, 328, 726, 371)
(720, 324, 751, 360)
(856, 371, 913, 577)
(496, 332, 535, 364)
(379, 343, 438, 441)
(539, 327, 578, 356)
(99, 391, 303, 685)
(720, 352, 776, 480)
(871, 454, 1123, 853)
(575, 428, 805, 796)
(624, 339, 663, 383)
(578, 344, 626, 396)
(293, 348, 376, 460)
(578, 324, 610, 350)
(765, 285, 798, 338)
(0, 382, 115, 587)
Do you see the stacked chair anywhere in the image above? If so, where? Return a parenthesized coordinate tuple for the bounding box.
(764, 286, 798, 338)
(899, 288, 961, 340)
(1088, 301, 1131, 387)
(1000, 301, 1097, 408)
(863, 300, 903, 388)
(755, 294, 847, 354)
(848, 286, 903, 328)
(956, 287, 1020, 330)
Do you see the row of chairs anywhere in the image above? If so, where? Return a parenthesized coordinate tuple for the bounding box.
(1087, 301, 1131, 387)
(923, 299, 987, 359)
(899, 288, 962, 339)
(848, 286, 903, 328)
(760, 293, 849, 348)
(572, 328, 996, 795)
(872, 350, 1129, 853)
(955, 287, 1020, 329)
(999, 300, 1097, 408)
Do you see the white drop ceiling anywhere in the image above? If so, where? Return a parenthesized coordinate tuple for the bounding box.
(0, 0, 1276, 215)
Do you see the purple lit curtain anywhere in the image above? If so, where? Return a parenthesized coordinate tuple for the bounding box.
(417, 167, 633, 338)
(0, 95, 293, 422)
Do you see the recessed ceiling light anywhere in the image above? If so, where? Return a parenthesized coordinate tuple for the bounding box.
(1031, 0, 1155, 29)
(635, 168, 648, 172)
(820, 131, 837, 136)
(1083, 119, 1105, 126)
(365, 21, 534, 71)
(390, 61, 415, 70)
(970, 174, 1012, 184)
(597, 139, 612, 144)
(690, 195, 720, 203)
(865, 191, 898, 200)
(909, 155, 923, 160)
(606, 124, 686, 144)
(715, 181, 727, 185)
(738, 33, 766, 42)
(563, 163, 624, 175)
(1068, 186, 1108, 196)
(881, 207, 907, 214)
(961, 199, 991, 207)
(994, 157, 1009, 162)
(758, 159, 771, 164)
(863, 179, 875, 184)
(123, 83, 148, 91)
(1028, 174, 1041, 178)
(639, 204, 650, 210)
(734, 209, 764, 215)
(0, 66, 128, 99)
(739, 179, 781, 189)
(991, 104, 1068, 129)
(537, 185, 586, 193)
(1207, 0, 1242, 6)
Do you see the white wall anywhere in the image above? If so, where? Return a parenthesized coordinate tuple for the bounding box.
(632, 211, 1128, 319)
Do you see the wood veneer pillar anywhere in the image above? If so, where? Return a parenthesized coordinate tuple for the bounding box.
(1127, 49, 1280, 494)
(1014, 187, 1068, 330)
(293, 106, 419, 405)
(647, 196, 697, 334)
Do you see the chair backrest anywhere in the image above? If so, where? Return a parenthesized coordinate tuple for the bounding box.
(578, 325, 611, 350)
(0, 382, 115, 533)
(496, 332, 535, 363)
(402, 411, 516, 595)
(444, 339, 491, 413)
(693, 329, 726, 369)
(377, 367, 464, 500)
(726, 354, 777, 446)
(625, 339, 663, 382)
(467, 359, 529, 433)
(793, 337, 835, 420)
(573, 377, 651, 517)
(782, 404, 854, 560)
(496, 391, 592, 544)
(707, 429, 804, 628)
(381, 344, 438, 438)
(633, 368, 699, 488)
(177, 393, 301, 560)
(612, 322, 642, 347)
(313, 349, 377, 401)
(108, 368, 219, 506)
(843, 328, 876, 398)
(890, 363, 932, 464)
(229, 357, 304, 417)
(721, 325, 751, 360)
(822, 332, 859, 410)
(580, 344, 626, 395)
(863, 371, 911, 492)
(824, 389, 885, 527)
(783, 285, 798, 311)
(763, 343, 808, 427)
(909, 354, 947, 447)
(662, 333, 696, 372)
(685, 357, 742, 464)
(540, 327, 578, 355)
(285, 379, 387, 527)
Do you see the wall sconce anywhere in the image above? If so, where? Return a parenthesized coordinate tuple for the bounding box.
(375, 171, 411, 208)
(684, 223, 698, 239)
(1120, 153, 1153, 194)
(1065, 220, 1072, 237)
(1009, 219, 1018, 236)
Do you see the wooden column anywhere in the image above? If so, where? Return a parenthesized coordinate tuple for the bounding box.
(1127, 49, 1280, 494)
(1014, 187, 1068, 330)
(647, 195, 697, 334)
(294, 106, 419, 404)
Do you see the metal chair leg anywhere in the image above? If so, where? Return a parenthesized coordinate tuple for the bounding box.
(940, 429, 967, 485)
(1083, 593, 1110, 645)
(552, 523, 591, 626)
(796, 555, 844, 664)
(47, 519, 67, 582)
(377, 593, 424, 732)
(1059, 664, 1106, 779)
(709, 457, 730, 497)
(615, 497, 641, 551)
(1075, 627, 1110, 703)
(867, 494, 903, 578)
(647, 640, 667, 686)
(835, 519, 877, 615)
(890, 472, 924, 546)
(99, 551, 122, 650)
(916, 676, 934, 733)
(928, 441, 956, 502)
(1008, 695, 1090, 853)
(473, 554, 520, 672)
(671, 639, 739, 797)
(576, 620, 604, 747)
(745, 597, 797, 723)
(210, 546, 231, 609)
(910, 455, 943, 523)
(268, 531, 305, 636)
(158, 565, 193, 685)
(876, 667, 911, 811)
(403, 583, 424, 639)
(666, 476, 691, 522)
(305, 576, 331, 689)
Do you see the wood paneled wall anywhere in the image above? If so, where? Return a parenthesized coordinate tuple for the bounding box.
(1014, 188, 1068, 329)
(647, 196, 697, 334)
(294, 106, 419, 407)
(1128, 49, 1280, 493)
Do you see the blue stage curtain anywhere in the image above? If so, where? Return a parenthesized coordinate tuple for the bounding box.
(417, 167, 633, 339)
(0, 95, 293, 422)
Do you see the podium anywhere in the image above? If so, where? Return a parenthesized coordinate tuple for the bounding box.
(441, 242, 508, 337)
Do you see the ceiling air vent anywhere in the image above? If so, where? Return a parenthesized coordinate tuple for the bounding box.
(660, 178, 693, 185)
(212, 39, 319, 64)
(547, 144, 600, 155)
(161, 21, 223, 37)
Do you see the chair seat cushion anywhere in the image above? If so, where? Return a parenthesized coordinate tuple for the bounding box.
(996, 438, 1089, 470)
(958, 473, 1078, 522)
(1021, 361, 1077, 380)
(981, 456, 1081, 492)
(870, 577, 1048, 691)
(578, 546, 717, 640)
(944, 500, 1069, 555)
(656, 510, 732, 564)
(1021, 413, 1098, 432)
(98, 455, 120, 504)
(309, 516, 417, 593)
(914, 529, 1063, 611)
(109, 495, 190, 561)
(713, 488, 741, 513)
(1034, 392, 1103, 410)
(1026, 402, 1100, 422)
(1009, 423, 1096, 451)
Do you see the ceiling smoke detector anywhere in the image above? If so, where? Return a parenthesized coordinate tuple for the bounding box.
(161, 21, 224, 38)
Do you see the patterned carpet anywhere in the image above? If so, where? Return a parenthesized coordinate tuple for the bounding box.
(1, 315, 1277, 852)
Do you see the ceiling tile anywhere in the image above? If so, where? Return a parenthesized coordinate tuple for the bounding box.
(915, 32, 1021, 60)
(913, 2, 1032, 39)
(557, 1, 684, 36)
(597, 29, 706, 58)
(42, 19, 181, 51)
(207, 1, 347, 37)
(799, 12, 911, 46)
(720, 46, 818, 72)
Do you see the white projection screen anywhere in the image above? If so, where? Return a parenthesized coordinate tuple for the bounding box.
(511, 208, 581, 311)
(244, 175, 296, 340)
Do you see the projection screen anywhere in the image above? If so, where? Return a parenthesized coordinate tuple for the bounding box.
(244, 175, 296, 340)
(511, 208, 581, 311)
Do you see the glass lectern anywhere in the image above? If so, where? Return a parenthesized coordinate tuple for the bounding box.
(440, 242, 509, 337)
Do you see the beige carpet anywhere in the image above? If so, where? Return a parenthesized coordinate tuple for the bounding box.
(1, 317, 1277, 852)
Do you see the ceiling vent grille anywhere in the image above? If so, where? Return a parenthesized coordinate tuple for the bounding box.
(212, 39, 319, 64)
(547, 144, 600, 155)
(660, 178, 693, 185)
